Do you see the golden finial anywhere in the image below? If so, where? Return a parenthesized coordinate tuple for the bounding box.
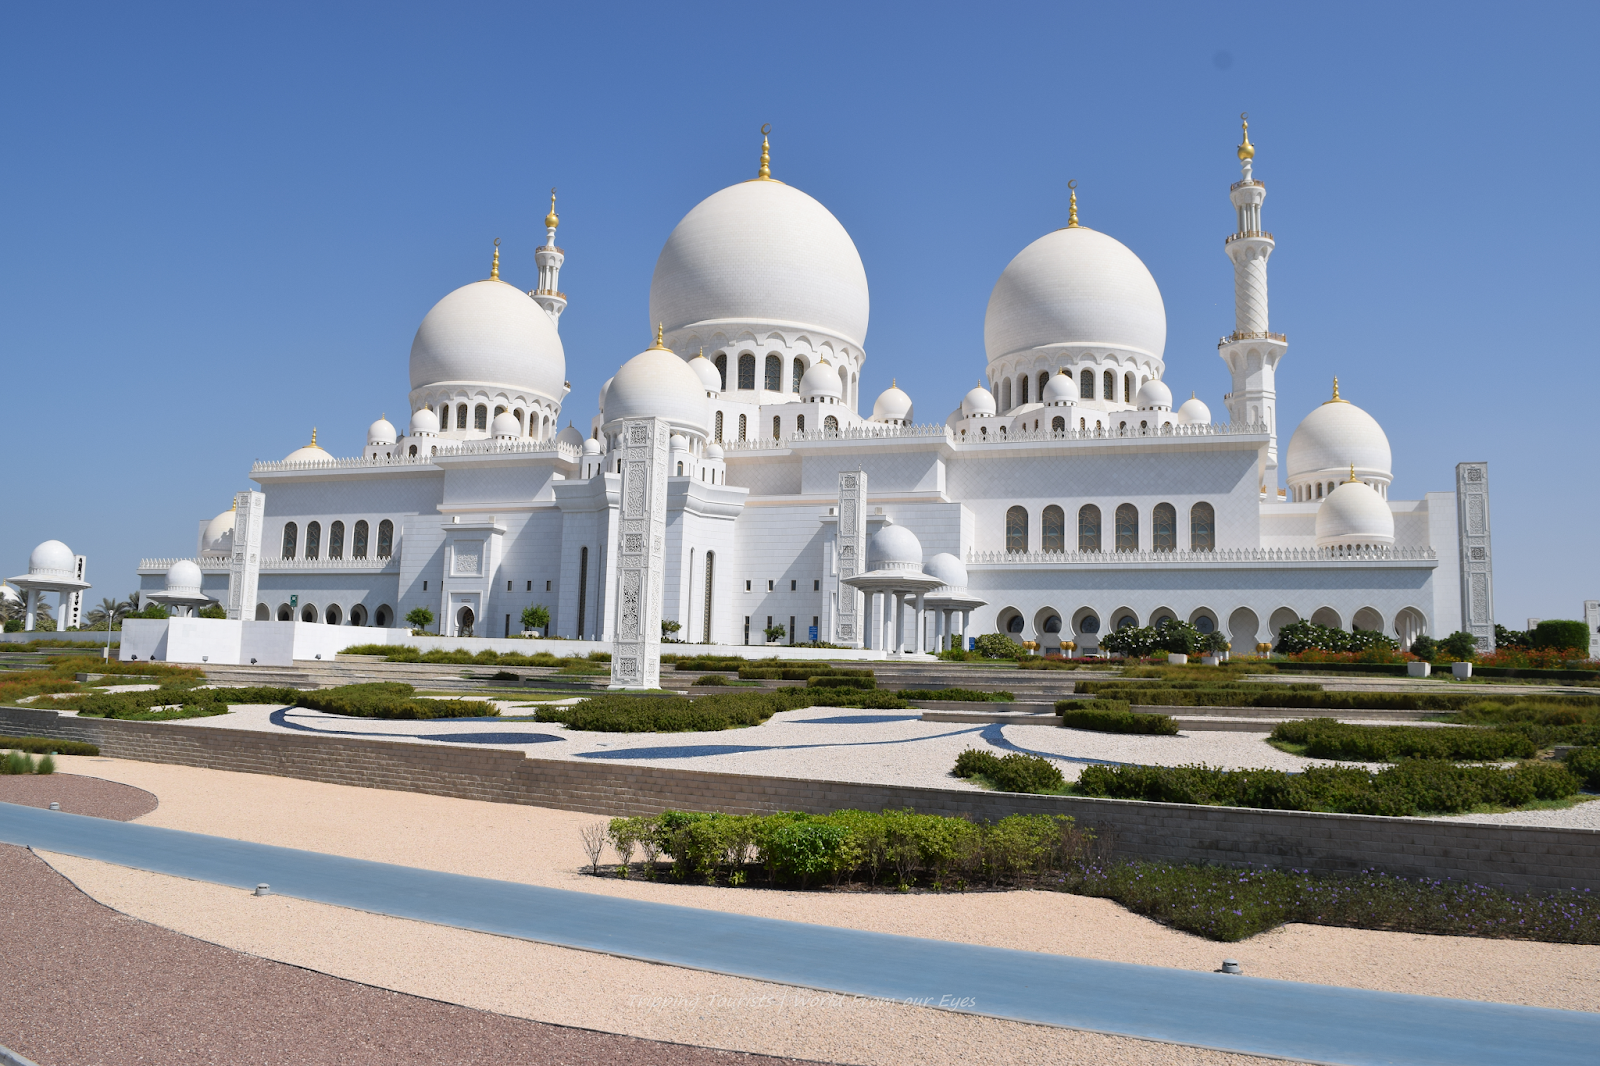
(490, 237, 501, 280)
(650, 322, 668, 350)
(1237, 112, 1255, 162)
(309, 428, 318, 447)
(1346, 462, 1359, 483)
(1323, 376, 1348, 405)
(1066, 179, 1080, 228)
(544, 188, 559, 230)
(758, 123, 772, 180)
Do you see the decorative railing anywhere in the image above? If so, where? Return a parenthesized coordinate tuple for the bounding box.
(1230, 179, 1265, 192)
(1218, 331, 1287, 347)
(959, 421, 1267, 444)
(967, 545, 1438, 565)
(1224, 230, 1273, 244)
(138, 555, 400, 572)
(251, 438, 582, 472)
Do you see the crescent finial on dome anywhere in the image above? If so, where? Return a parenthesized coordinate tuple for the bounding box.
(1324, 375, 1347, 404)
(1347, 462, 1359, 483)
(650, 322, 670, 350)
(758, 123, 772, 180)
(490, 237, 501, 280)
(1066, 179, 1080, 228)
(545, 188, 559, 230)
(1237, 112, 1255, 162)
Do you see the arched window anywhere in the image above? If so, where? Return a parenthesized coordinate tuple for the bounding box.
(1118, 421, 1127, 437)
(350, 604, 367, 627)
(1078, 505, 1101, 552)
(377, 519, 393, 558)
(325, 604, 342, 625)
(1005, 506, 1029, 553)
(474, 404, 488, 430)
(1115, 503, 1139, 552)
(702, 550, 715, 642)
(714, 354, 728, 390)
(301, 603, 317, 623)
(408, 444, 417, 457)
(255, 603, 269, 620)
(1042, 505, 1065, 552)
(1038, 371, 1050, 398)
(824, 415, 839, 431)
(1001, 379, 1012, 410)
(1018, 376, 1029, 405)
(353, 520, 369, 558)
(714, 410, 724, 442)
(1316, 483, 1323, 499)
(1140, 419, 1149, 435)
(1152, 502, 1176, 552)
(493, 405, 506, 419)
(792, 357, 805, 393)
(838, 365, 850, 401)
(329, 521, 345, 559)
(738, 353, 755, 389)
(281, 522, 298, 559)
(514, 409, 523, 433)
(738, 414, 747, 440)
(456, 404, 468, 429)
(764, 354, 781, 391)
(277, 604, 292, 621)
(1080, 369, 1094, 399)
(1079, 417, 1086, 431)
(1104, 370, 1116, 402)
(1190, 502, 1215, 551)
(1051, 415, 1064, 434)
(796, 413, 805, 433)
(980, 425, 987, 438)
(1125, 372, 1135, 403)
(374, 604, 391, 628)
(305, 521, 322, 559)
(676, 461, 684, 475)
(772, 415, 781, 440)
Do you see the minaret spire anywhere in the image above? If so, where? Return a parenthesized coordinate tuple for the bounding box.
(531, 186, 568, 329)
(489, 237, 501, 281)
(1066, 180, 1080, 228)
(757, 123, 772, 180)
(1217, 112, 1288, 498)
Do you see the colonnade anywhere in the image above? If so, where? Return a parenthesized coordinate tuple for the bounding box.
(864, 590, 929, 654)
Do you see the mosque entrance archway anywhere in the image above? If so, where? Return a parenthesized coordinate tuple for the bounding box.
(1268, 607, 1299, 637)
(255, 603, 270, 621)
(1310, 606, 1342, 629)
(1394, 607, 1427, 649)
(1228, 607, 1260, 646)
(457, 605, 475, 638)
(1352, 607, 1384, 633)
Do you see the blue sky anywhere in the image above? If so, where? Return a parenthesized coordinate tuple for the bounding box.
(2, 2, 1595, 627)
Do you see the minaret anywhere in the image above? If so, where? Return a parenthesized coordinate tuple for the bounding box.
(530, 187, 567, 328)
(1218, 113, 1288, 497)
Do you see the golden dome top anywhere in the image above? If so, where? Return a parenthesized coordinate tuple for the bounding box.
(1322, 376, 1349, 405)
(648, 322, 669, 351)
(544, 188, 559, 230)
(489, 237, 501, 281)
(1237, 113, 1255, 162)
(757, 123, 772, 180)
(1066, 179, 1080, 228)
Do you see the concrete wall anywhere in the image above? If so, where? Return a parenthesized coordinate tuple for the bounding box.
(1, 705, 1594, 894)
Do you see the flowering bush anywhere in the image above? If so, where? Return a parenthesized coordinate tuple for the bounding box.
(1275, 619, 1399, 656)
(1476, 646, 1594, 670)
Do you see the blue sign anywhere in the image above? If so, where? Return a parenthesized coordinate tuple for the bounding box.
(809, 625, 819, 641)
(968, 636, 977, 651)
(290, 594, 298, 608)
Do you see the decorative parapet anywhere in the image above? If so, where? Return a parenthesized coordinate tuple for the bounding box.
(1224, 230, 1274, 245)
(967, 545, 1438, 566)
(251, 439, 581, 473)
(1217, 331, 1287, 348)
(139, 556, 400, 574)
(727, 421, 1268, 450)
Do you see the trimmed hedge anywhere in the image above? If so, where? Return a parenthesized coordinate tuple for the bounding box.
(1072, 684, 1590, 713)
(953, 748, 1066, 794)
(537, 691, 790, 732)
(1565, 746, 1600, 790)
(1077, 680, 1323, 694)
(1270, 719, 1536, 762)
(897, 688, 1015, 702)
(1076, 759, 1580, 816)
(296, 682, 497, 720)
(1057, 700, 1178, 735)
(808, 674, 875, 689)
(741, 666, 874, 682)
(346, 645, 611, 667)
(44, 685, 302, 721)
(0, 734, 98, 756)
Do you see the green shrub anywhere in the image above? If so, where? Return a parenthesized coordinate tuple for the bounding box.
(739, 666, 873, 681)
(896, 688, 1014, 702)
(1058, 701, 1178, 735)
(1075, 759, 1580, 816)
(694, 673, 730, 686)
(46, 684, 302, 721)
(198, 604, 228, 619)
(404, 606, 435, 632)
(0, 735, 99, 757)
(1439, 630, 1481, 661)
(807, 673, 875, 689)
(1531, 620, 1590, 654)
(1101, 624, 1161, 658)
(1270, 719, 1536, 761)
(785, 687, 909, 709)
(672, 658, 746, 672)
(338, 643, 395, 656)
(952, 748, 1065, 794)
(36, 753, 55, 774)
(296, 683, 497, 720)
(2, 750, 35, 774)
(1274, 619, 1398, 655)
(1409, 635, 1438, 660)
(1565, 746, 1600, 790)
(973, 633, 1022, 659)
(1016, 657, 1083, 670)
(521, 605, 551, 631)
(537, 691, 791, 732)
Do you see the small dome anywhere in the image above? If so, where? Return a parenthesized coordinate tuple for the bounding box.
(598, 375, 615, 412)
(556, 423, 587, 450)
(925, 552, 968, 589)
(961, 384, 996, 417)
(165, 559, 203, 595)
(871, 382, 913, 423)
(581, 437, 602, 456)
(409, 407, 439, 435)
(1042, 370, 1077, 404)
(1008, 402, 1045, 434)
(800, 361, 843, 400)
(705, 442, 725, 461)
(1287, 392, 1393, 484)
(367, 417, 398, 445)
(200, 508, 235, 555)
(408, 279, 566, 404)
(1136, 379, 1172, 410)
(490, 411, 521, 438)
(1315, 479, 1395, 548)
(604, 344, 711, 437)
(1176, 395, 1211, 425)
(867, 520, 923, 571)
(28, 540, 76, 577)
(686, 353, 723, 392)
(669, 433, 690, 451)
(0, 584, 21, 606)
(283, 434, 332, 464)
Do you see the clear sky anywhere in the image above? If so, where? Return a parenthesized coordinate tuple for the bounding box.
(2, 2, 1595, 628)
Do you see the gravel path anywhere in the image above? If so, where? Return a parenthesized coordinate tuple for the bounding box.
(0, 772, 158, 820)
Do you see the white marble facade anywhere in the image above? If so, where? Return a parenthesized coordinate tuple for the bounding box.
(138, 123, 1479, 655)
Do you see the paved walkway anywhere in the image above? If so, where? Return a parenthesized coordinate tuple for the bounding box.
(2, 801, 1594, 1066)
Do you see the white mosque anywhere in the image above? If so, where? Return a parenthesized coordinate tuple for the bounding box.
(135, 119, 1493, 657)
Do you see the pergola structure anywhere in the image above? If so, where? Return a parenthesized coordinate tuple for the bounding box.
(924, 588, 988, 653)
(7, 541, 89, 633)
(841, 569, 945, 655)
(143, 560, 216, 618)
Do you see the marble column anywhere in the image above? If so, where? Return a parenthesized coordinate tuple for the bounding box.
(226, 490, 266, 621)
(24, 589, 38, 632)
(836, 470, 867, 648)
(609, 417, 670, 690)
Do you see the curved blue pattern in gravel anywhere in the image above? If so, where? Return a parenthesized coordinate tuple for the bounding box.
(2, 802, 1594, 1066)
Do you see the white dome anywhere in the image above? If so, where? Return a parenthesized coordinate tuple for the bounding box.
(1136, 379, 1172, 410)
(490, 411, 520, 438)
(556, 423, 586, 450)
(283, 434, 331, 463)
(925, 552, 968, 589)
(0, 584, 21, 606)
(669, 433, 690, 451)
(28, 540, 76, 578)
(1176, 395, 1211, 425)
(581, 437, 602, 456)
(800, 361, 843, 400)
(408, 279, 566, 403)
(704, 442, 725, 460)
(686, 353, 723, 392)
(409, 407, 439, 435)
(1315, 479, 1395, 548)
(867, 521, 923, 571)
(1287, 396, 1393, 484)
(598, 375, 615, 412)
(961, 384, 996, 417)
(165, 559, 203, 595)
(603, 344, 711, 437)
(871, 383, 913, 423)
(367, 417, 397, 445)
(649, 179, 869, 349)
(200, 508, 235, 555)
(984, 226, 1166, 363)
(1042, 370, 1077, 404)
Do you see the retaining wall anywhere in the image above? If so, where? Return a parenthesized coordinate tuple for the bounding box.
(2, 705, 1596, 893)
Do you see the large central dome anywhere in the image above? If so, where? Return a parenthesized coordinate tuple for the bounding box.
(649, 180, 869, 350)
(984, 226, 1166, 363)
(409, 279, 567, 403)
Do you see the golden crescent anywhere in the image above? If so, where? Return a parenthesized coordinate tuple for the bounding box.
(493, 237, 501, 247)
(550, 186, 557, 197)
(1240, 111, 1249, 122)
(761, 122, 771, 136)
(1067, 179, 1077, 190)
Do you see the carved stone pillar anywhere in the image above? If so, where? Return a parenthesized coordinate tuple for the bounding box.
(226, 491, 265, 621)
(1455, 462, 1494, 652)
(836, 470, 867, 647)
(609, 418, 669, 690)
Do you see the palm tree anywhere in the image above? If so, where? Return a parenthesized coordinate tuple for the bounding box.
(85, 595, 134, 629)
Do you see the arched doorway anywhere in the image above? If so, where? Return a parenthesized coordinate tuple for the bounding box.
(457, 605, 475, 638)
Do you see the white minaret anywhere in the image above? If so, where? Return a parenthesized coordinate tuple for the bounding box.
(530, 187, 567, 327)
(1218, 114, 1288, 497)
